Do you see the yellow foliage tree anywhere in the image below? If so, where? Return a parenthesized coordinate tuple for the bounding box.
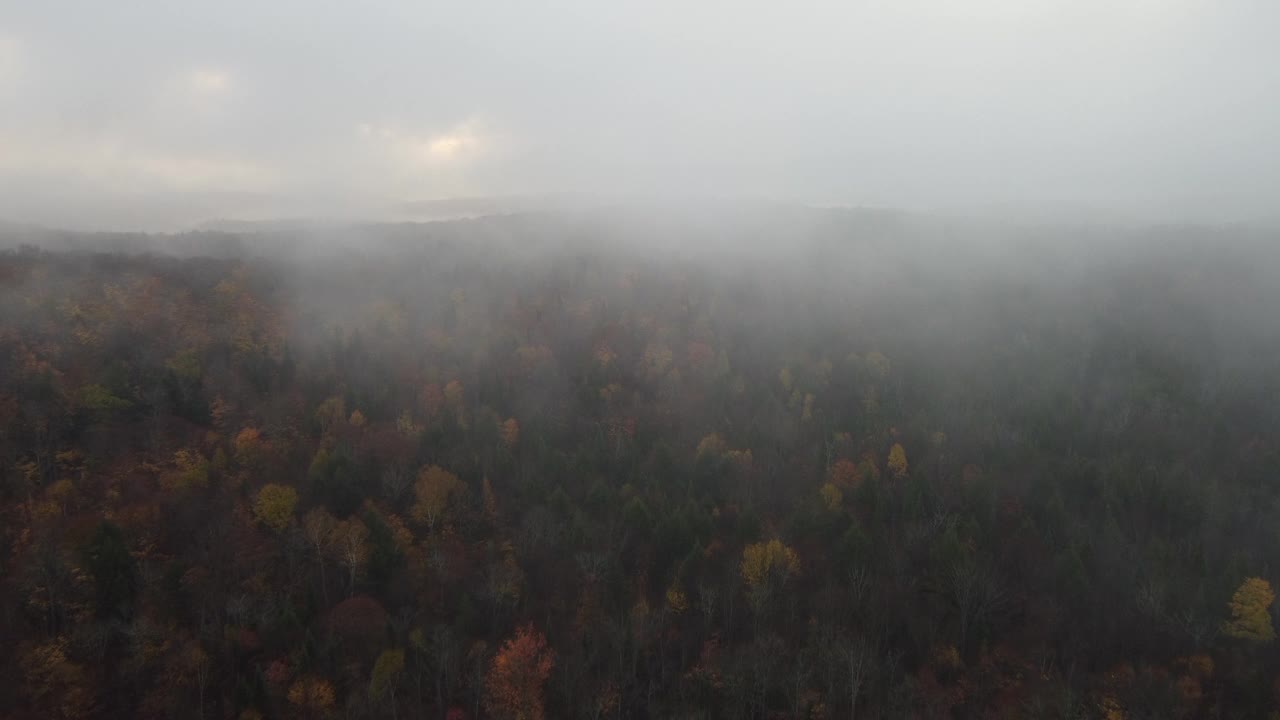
(412, 465, 464, 532)
(1099, 695, 1126, 720)
(931, 643, 962, 671)
(22, 638, 94, 719)
(1222, 577, 1276, 642)
(695, 433, 728, 462)
(724, 449, 753, 472)
(288, 677, 336, 713)
(666, 585, 689, 615)
(396, 410, 422, 438)
(253, 484, 298, 532)
(801, 393, 816, 422)
(740, 539, 800, 590)
(316, 396, 345, 434)
(887, 443, 909, 480)
(43, 478, 76, 517)
(820, 483, 843, 511)
(695, 433, 755, 474)
(165, 449, 209, 492)
(369, 649, 405, 705)
(642, 343, 673, 376)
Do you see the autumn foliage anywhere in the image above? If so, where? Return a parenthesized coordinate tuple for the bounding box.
(484, 625, 555, 720)
(5, 221, 1280, 718)
(887, 442, 908, 480)
(253, 483, 298, 531)
(740, 538, 800, 590)
(1222, 577, 1276, 642)
(412, 465, 464, 532)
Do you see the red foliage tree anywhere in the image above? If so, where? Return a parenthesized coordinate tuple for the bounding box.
(326, 595, 389, 659)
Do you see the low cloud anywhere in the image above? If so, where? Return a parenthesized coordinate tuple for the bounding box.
(358, 118, 494, 166)
(0, 2, 1278, 228)
(0, 129, 279, 193)
(187, 67, 233, 96)
(0, 32, 23, 94)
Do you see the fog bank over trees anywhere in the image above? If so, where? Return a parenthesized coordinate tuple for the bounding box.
(2, 208, 1280, 717)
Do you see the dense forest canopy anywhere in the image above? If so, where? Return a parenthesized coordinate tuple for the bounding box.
(2, 209, 1279, 719)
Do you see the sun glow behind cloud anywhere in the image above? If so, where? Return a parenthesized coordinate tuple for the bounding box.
(188, 68, 232, 95)
(348, 117, 503, 199)
(0, 0, 1277, 228)
(358, 118, 493, 166)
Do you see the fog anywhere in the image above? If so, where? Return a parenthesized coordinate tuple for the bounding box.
(9, 6, 1280, 716)
(4, 1, 1280, 229)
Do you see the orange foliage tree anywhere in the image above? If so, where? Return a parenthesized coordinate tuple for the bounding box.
(483, 624, 555, 720)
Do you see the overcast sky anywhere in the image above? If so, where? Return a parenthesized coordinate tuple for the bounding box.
(2, 1, 1278, 229)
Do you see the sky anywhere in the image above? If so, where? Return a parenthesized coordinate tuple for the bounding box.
(2, 1, 1278, 229)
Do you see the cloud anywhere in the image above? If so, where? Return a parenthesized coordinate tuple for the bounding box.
(425, 121, 483, 160)
(0, 32, 22, 93)
(0, 1, 1278, 227)
(357, 117, 497, 171)
(0, 129, 279, 193)
(187, 68, 232, 96)
(360, 118, 491, 162)
(344, 118, 506, 201)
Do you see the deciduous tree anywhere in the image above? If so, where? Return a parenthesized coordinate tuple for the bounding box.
(820, 483, 843, 511)
(303, 507, 337, 603)
(741, 539, 800, 591)
(887, 443, 908, 480)
(252, 483, 298, 532)
(335, 519, 371, 595)
(412, 465, 464, 533)
(483, 624, 555, 720)
(1222, 577, 1275, 642)
(370, 648, 406, 719)
(287, 677, 336, 719)
(500, 417, 520, 449)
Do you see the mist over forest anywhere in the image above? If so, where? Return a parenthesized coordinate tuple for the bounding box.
(3, 208, 1280, 719)
(6, 0, 1280, 717)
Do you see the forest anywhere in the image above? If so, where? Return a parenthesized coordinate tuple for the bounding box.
(2, 208, 1279, 719)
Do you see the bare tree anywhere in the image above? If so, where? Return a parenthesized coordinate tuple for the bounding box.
(842, 635, 877, 720)
(950, 560, 1006, 656)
